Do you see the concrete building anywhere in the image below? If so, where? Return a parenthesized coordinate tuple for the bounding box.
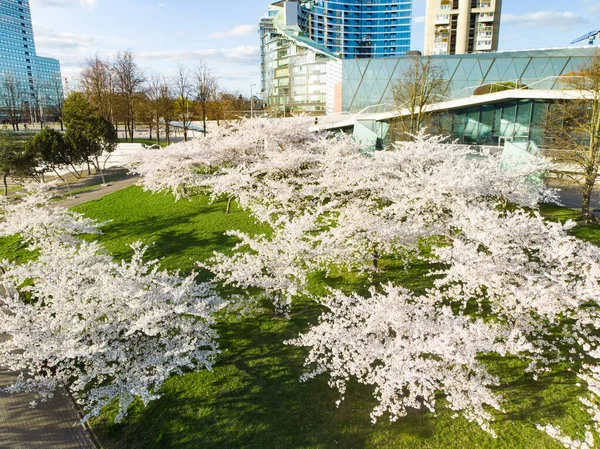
(424, 0, 502, 56)
(0, 0, 62, 123)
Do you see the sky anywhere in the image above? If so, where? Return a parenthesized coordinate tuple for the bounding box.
(29, 0, 600, 96)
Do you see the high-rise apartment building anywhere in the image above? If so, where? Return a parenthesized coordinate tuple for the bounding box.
(424, 0, 502, 55)
(260, 1, 341, 115)
(298, 0, 413, 59)
(0, 0, 62, 122)
(260, 0, 413, 115)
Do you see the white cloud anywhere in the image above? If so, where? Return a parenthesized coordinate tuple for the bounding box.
(30, 0, 98, 9)
(413, 16, 425, 24)
(138, 46, 260, 65)
(208, 25, 256, 39)
(502, 11, 588, 30)
(31, 23, 120, 82)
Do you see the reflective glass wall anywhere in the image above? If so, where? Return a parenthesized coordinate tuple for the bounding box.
(427, 99, 550, 146)
(298, 0, 413, 59)
(0, 0, 62, 121)
(343, 47, 599, 112)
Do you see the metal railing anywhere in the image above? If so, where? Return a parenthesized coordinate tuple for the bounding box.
(445, 76, 589, 102)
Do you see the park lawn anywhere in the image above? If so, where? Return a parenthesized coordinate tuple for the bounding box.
(0, 188, 596, 448)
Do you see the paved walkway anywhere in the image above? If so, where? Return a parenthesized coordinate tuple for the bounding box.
(0, 369, 96, 449)
(0, 330, 96, 448)
(56, 170, 140, 209)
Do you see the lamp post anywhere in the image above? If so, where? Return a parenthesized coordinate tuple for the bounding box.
(250, 83, 256, 119)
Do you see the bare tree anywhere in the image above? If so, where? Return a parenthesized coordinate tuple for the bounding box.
(0, 74, 24, 131)
(173, 65, 192, 142)
(545, 50, 600, 219)
(28, 77, 50, 127)
(113, 51, 145, 142)
(48, 74, 65, 130)
(194, 63, 218, 136)
(146, 73, 175, 145)
(392, 55, 447, 140)
(80, 55, 115, 126)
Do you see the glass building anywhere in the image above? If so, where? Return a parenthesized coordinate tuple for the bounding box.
(260, 0, 413, 114)
(327, 46, 599, 147)
(297, 0, 413, 59)
(260, 1, 341, 115)
(0, 0, 62, 122)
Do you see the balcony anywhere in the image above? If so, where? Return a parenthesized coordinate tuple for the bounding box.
(479, 12, 494, 22)
(476, 40, 492, 50)
(434, 14, 450, 25)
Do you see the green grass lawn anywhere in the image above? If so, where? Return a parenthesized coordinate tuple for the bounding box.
(0, 188, 596, 448)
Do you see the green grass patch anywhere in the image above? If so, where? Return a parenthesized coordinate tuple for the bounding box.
(0, 189, 596, 448)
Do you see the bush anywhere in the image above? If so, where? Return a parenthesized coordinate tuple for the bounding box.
(473, 81, 527, 95)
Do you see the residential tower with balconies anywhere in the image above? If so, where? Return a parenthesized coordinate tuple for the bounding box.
(424, 0, 502, 55)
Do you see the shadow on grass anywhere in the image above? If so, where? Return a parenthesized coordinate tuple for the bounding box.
(91, 297, 580, 449)
(92, 300, 448, 449)
(77, 190, 582, 449)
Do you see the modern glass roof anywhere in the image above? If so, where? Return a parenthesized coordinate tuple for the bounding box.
(343, 46, 600, 112)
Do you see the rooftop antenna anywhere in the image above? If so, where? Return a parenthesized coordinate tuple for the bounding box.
(571, 29, 600, 45)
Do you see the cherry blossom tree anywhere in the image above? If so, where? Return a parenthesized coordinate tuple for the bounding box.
(0, 183, 103, 248)
(288, 284, 532, 436)
(0, 187, 225, 423)
(126, 119, 600, 445)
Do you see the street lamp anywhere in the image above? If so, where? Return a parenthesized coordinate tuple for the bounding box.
(250, 83, 256, 119)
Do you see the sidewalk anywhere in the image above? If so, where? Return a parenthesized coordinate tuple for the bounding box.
(55, 169, 140, 209)
(0, 331, 96, 448)
(0, 369, 96, 449)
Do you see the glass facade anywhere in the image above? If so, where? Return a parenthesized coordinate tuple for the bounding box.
(427, 99, 551, 146)
(343, 47, 598, 112)
(260, 2, 340, 115)
(0, 0, 62, 122)
(260, 0, 415, 113)
(297, 0, 413, 59)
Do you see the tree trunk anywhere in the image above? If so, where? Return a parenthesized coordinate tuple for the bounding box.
(69, 163, 82, 179)
(3, 172, 8, 196)
(582, 174, 596, 219)
(52, 168, 65, 182)
(372, 250, 380, 271)
(226, 196, 233, 214)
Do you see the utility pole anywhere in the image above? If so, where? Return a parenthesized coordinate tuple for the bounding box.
(250, 83, 256, 119)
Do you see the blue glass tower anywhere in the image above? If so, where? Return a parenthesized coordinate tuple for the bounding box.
(0, 0, 62, 122)
(297, 0, 413, 59)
